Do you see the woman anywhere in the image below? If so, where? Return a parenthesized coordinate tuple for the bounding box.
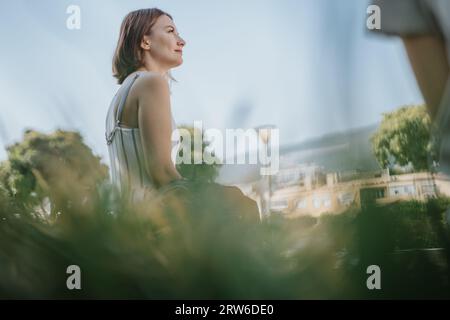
(105, 8, 259, 222)
(105, 8, 186, 202)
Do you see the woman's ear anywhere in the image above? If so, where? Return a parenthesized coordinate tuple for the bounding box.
(141, 35, 151, 50)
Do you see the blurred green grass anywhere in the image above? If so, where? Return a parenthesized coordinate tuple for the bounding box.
(1, 130, 450, 299)
(2, 183, 450, 299)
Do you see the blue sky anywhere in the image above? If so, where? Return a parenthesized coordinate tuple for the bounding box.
(0, 0, 423, 165)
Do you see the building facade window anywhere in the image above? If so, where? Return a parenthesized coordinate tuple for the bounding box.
(312, 194, 331, 208)
(296, 198, 307, 209)
(323, 194, 331, 207)
(421, 184, 436, 197)
(313, 197, 321, 208)
(360, 187, 386, 205)
(270, 200, 288, 211)
(338, 192, 354, 205)
(389, 185, 416, 197)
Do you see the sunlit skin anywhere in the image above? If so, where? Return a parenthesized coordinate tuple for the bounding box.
(401, 35, 450, 121)
(120, 14, 186, 188)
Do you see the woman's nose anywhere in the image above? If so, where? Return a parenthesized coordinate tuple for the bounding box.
(177, 36, 186, 47)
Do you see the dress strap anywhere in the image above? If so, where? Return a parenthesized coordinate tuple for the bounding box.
(115, 72, 141, 126)
(106, 72, 141, 145)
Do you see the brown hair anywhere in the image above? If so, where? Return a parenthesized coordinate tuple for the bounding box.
(112, 8, 172, 84)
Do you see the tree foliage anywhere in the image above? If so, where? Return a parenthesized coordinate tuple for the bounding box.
(0, 129, 109, 217)
(370, 105, 436, 171)
(175, 125, 221, 183)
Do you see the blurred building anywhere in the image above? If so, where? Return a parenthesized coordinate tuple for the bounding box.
(237, 165, 450, 218)
(219, 125, 450, 217)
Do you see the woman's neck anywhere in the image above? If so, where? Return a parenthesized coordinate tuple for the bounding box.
(137, 59, 169, 76)
(137, 66, 171, 81)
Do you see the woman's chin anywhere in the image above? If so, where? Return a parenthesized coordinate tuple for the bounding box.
(163, 57, 183, 69)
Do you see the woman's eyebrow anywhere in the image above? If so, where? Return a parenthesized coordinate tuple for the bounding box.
(165, 25, 175, 29)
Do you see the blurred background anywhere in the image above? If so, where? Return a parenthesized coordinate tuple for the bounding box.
(0, 0, 423, 165)
(3, 0, 450, 300)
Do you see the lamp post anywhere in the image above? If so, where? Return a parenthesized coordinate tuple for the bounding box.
(255, 124, 276, 220)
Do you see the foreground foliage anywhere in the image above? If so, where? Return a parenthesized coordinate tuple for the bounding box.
(1, 130, 450, 299)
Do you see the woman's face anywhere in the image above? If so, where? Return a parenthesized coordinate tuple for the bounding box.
(144, 14, 185, 69)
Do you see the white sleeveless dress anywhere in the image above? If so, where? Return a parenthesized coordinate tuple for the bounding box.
(105, 71, 177, 202)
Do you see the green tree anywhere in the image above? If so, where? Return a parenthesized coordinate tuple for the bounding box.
(175, 125, 221, 183)
(0, 129, 109, 218)
(370, 105, 436, 171)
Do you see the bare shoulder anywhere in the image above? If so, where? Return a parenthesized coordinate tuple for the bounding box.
(132, 71, 170, 96)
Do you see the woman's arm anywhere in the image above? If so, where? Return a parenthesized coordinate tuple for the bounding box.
(401, 35, 450, 120)
(135, 73, 182, 188)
